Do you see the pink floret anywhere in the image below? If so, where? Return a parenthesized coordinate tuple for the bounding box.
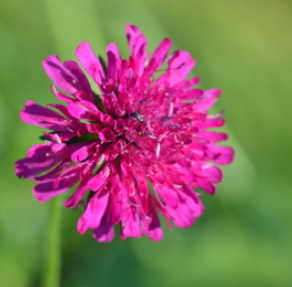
(15, 24, 234, 242)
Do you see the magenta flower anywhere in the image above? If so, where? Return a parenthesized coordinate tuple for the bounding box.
(15, 24, 234, 242)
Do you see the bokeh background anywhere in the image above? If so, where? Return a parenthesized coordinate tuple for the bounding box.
(1, 0, 291, 286)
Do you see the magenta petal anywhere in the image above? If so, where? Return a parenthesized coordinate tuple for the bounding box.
(204, 88, 222, 98)
(194, 97, 216, 112)
(106, 43, 121, 68)
(200, 131, 228, 143)
(34, 165, 65, 182)
(179, 89, 204, 101)
(64, 60, 92, 96)
(196, 165, 223, 183)
(169, 51, 195, 86)
(76, 41, 105, 86)
(33, 168, 81, 202)
(156, 186, 179, 208)
(141, 206, 163, 241)
(182, 187, 204, 217)
(71, 142, 96, 163)
(78, 188, 110, 230)
(126, 23, 147, 76)
(64, 176, 90, 208)
(111, 192, 122, 225)
(99, 127, 116, 142)
(68, 101, 99, 122)
(88, 163, 110, 191)
(145, 38, 172, 76)
(126, 24, 142, 53)
(20, 101, 70, 131)
(52, 142, 90, 154)
(93, 206, 115, 242)
(120, 199, 141, 239)
(107, 50, 118, 82)
(43, 55, 80, 94)
(50, 85, 76, 103)
(15, 144, 66, 179)
(168, 196, 196, 228)
(196, 178, 216, 194)
(209, 145, 235, 165)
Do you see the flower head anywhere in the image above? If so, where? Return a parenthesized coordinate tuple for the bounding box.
(15, 24, 234, 242)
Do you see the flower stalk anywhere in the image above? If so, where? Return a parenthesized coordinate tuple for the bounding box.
(43, 196, 62, 287)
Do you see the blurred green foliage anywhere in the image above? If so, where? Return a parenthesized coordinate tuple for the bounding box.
(0, 0, 291, 286)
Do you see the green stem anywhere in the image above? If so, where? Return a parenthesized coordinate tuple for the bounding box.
(43, 196, 62, 287)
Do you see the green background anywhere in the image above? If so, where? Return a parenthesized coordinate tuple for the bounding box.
(0, 0, 291, 286)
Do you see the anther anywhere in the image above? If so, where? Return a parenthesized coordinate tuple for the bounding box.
(140, 98, 150, 103)
(156, 143, 161, 157)
(129, 68, 133, 80)
(168, 102, 174, 117)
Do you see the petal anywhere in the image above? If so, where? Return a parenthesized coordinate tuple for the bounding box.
(182, 186, 204, 217)
(120, 198, 141, 239)
(107, 49, 118, 82)
(193, 97, 216, 112)
(169, 51, 195, 86)
(141, 204, 163, 241)
(196, 178, 216, 194)
(20, 101, 71, 131)
(195, 164, 223, 183)
(68, 101, 100, 122)
(99, 127, 116, 143)
(204, 88, 222, 98)
(76, 41, 105, 86)
(33, 168, 81, 202)
(88, 163, 111, 191)
(70, 142, 96, 163)
(200, 131, 228, 143)
(167, 195, 196, 228)
(15, 144, 66, 179)
(208, 145, 234, 165)
(144, 38, 172, 77)
(77, 188, 110, 231)
(64, 176, 90, 208)
(50, 85, 76, 103)
(125, 24, 147, 76)
(93, 205, 115, 242)
(106, 43, 121, 68)
(43, 55, 80, 94)
(156, 185, 179, 208)
(179, 89, 204, 101)
(64, 60, 92, 96)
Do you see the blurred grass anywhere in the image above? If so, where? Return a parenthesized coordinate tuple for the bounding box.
(0, 0, 291, 286)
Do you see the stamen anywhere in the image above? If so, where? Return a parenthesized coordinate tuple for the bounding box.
(173, 184, 183, 189)
(177, 63, 185, 69)
(168, 102, 174, 117)
(96, 154, 105, 165)
(168, 124, 181, 129)
(156, 143, 161, 157)
(194, 137, 208, 144)
(161, 116, 172, 122)
(127, 200, 140, 207)
(208, 110, 225, 119)
(129, 68, 133, 80)
(140, 98, 150, 103)
(167, 93, 174, 103)
(55, 134, 62, 144)
(161, 121, 170, 129)
(146, 121, 153, 134)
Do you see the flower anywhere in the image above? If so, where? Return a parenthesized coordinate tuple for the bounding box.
(15, 24, 234, 242)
